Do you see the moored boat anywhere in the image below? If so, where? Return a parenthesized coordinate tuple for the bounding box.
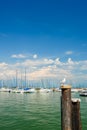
(79, 90, 87, 96)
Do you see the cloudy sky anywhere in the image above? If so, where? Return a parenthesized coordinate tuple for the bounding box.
(0, 0, 87, 87)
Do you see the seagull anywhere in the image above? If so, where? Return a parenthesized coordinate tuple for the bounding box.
(60, 78, 66, 86)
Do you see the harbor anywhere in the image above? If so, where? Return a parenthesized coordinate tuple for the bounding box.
(0, 86, 87, 130)
(0, 0, 87, 130)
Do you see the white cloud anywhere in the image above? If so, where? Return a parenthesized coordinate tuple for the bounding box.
(0, 63, 8, 72)
(11, 54, 26, 58)
(67, 58, 74, 64)
(44, 58, 54, 64)
(28, 67, 55, 80)
(65, 51, 73, 55)
(0, 62, 8, 67)
(55, 58, 61, 65)
(0, 56, 87, 86)
(33, 54, 38, 59)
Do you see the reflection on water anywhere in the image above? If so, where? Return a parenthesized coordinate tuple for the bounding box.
(0, 92, 87, 130)
(0, 92, 61, 130)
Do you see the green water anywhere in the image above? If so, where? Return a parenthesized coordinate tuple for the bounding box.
(0, 92, 87, 130)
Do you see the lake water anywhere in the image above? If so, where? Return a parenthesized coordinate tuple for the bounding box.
(0, 92, 87, 130)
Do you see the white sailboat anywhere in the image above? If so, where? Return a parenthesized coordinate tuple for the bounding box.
(12, 70, 23, 93)
(39, 79, 52, 93)
(23, 68, 36, 93)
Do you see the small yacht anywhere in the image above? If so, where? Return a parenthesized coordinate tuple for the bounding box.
(23, 88, 36, 93)
(79, 90, 87, 96)
(0, 87, 11, 93)
(39, 88, 52, 93)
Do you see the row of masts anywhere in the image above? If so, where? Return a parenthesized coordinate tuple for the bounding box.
(16, 69, 26, 89)
(0, 69, 58, 89)
(0, 69, 87, 93)
(0, 68, 84, 89)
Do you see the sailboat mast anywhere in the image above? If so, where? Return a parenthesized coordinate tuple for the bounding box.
(25, 68, 26, 88)
(16, 70, 18, 88)
(21, 71, 22, 89)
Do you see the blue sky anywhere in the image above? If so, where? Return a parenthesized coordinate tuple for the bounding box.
(0, 0, 87, 87)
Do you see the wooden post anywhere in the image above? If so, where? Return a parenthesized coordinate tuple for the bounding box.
(61, 85, 72, 130)
(71, 98, 82, 130)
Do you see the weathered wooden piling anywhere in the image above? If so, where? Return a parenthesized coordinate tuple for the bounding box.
(71, 98, 82, 130)
(61, 85, 72, 130)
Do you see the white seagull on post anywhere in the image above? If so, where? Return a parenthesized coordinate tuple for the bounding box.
(60, 78, 66, 86)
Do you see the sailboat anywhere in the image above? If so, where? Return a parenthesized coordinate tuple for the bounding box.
(0, 80, 11, 93)
(39, 79, 52, 93)
(12, 70, 24, 93)
(79, 90, 87, 96)
(23, 68, 36, 93)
